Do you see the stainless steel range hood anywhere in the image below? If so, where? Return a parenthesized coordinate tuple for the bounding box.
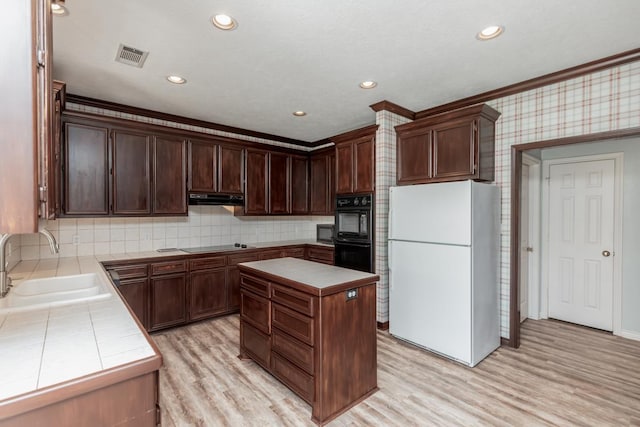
(188, 193, 244, 206)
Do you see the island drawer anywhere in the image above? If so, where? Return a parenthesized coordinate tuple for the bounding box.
(272, 303, 314, 346)
(150, 260, 187, 276)
(189, 256, 226, 271)
(240, 289, 270, 334)
(271, 352, 314, 404)
(271, 284, 315, 316)
(240, 274, 270, 297)
(272, 327, 314, 375)
(241, 322, 270, 370)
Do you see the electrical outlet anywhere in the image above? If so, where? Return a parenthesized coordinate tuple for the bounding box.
(346, 288, 358, 301)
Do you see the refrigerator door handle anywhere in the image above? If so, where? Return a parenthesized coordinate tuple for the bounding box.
(388, 240, 393, 289)
(388, 208, 393, 239)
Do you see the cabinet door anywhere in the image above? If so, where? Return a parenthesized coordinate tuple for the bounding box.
(432, 119, 476, 180)
(227, 252, 259, 311)
(290, 155, 308, 214)
(335, 143, 354, 194)
(219, 145, 243, 194)
(118, 278, 149, 330)
(354, 137, 374, 193)
(245, 149, 268, 214)
(328, 153, 335, 214)
(63, 122, 110, 215)
(188, 140, 217, 193)
(153, 136, 187, 215)
(397, 130, 431, 184)
(309, 155, 329, 214)
(112, 129, 151, 215)
(190, 268, 227, 321)
(150, 273, 187, 331)
(269, 152, 290, 214)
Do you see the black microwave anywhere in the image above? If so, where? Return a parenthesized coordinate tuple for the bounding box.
(316, 224, 335, 244)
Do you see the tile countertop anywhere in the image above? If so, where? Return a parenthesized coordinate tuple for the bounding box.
(0, 256, 159, 402)
(0, 239, 332, 403)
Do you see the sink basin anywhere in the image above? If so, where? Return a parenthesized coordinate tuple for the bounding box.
(0, 273, 111, 314)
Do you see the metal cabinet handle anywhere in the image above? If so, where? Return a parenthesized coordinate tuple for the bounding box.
(602, 250, 611, 257)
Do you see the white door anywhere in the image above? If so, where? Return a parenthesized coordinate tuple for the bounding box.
(548, 159, 614, 331)
(520, 164, 530, 322)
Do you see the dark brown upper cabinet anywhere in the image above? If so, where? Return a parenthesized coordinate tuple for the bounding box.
(290, 155, 309, 215)
(63, 122, 110, 216)
(188, 140, 243, 195)
(269, 152, 290, 214)
(61, 114, 187, 217)
(395, 103, 500, 185)
(153, 136, 187, 215)
(241, 148, 309, 216)
(332, 125, 378, 195)
(244, 149, 269, 215)
(309, 148, 334, 215)
(112, 129, 151, 215)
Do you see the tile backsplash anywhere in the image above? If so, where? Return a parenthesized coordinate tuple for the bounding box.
(19, 206, 333, 260)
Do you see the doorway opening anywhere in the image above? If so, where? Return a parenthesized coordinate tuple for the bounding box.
(508, 128, 640, 348)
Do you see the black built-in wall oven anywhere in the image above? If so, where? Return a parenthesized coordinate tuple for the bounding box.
(334, 194, 373, 273)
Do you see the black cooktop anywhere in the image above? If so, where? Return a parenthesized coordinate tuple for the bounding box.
(180, 243, 254, 253)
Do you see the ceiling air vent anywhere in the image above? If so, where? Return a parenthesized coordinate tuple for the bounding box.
(115, 44, 149, 68)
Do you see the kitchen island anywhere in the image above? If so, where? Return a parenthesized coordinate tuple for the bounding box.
(238, 257, 379, 425)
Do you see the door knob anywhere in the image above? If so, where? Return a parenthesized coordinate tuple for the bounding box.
(602, 250, 611, 257)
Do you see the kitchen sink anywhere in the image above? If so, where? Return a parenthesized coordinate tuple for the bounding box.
(0, 273, 111, 314)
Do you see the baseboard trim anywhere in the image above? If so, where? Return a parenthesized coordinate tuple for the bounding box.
(377, 321, 389, 331)
(617, 329, 640, 342)
(500, 337, 511, 347)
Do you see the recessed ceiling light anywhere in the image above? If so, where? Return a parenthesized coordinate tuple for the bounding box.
(359, 81, 377, 89)
(166, 75, 187, 84)
(293, 111, 307, 117)
(477, 25, 504, 40)
(51, 2, 68, 16)
(212, 14, 237, 30)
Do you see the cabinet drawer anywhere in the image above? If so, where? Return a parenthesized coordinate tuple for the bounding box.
(272, 327, 314, 375)
(240, 273, 270, 298)
(271, 352, 314, 404)
(189, 256, 226, 271)
(258, 249, 283, 260)
(108, 263, 148, 280)
(306, 247, 334, 263)
(240, 289, 270, 334)
(228, 252, 259, 265)
(150, 260, 186, 276)
(271, 284, 315, 316)
(272, 303, 314, 346)
(283, 247, 305, 258)
(241, 322, 270, 370)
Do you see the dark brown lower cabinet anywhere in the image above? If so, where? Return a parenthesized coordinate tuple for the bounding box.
(118, 278, 150, 330)
(189, 268, 227, 321)
(150, 273, 187, 331)
(227, 252, 260, 311)
(306, 246, 334, 265)
(239, 261, 378, 425)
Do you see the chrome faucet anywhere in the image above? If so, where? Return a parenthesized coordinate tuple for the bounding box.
(0, 229, 59, 298)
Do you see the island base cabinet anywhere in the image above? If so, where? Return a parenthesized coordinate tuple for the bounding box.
(0, 372, 159, 427)
(238, 261, 378, 426)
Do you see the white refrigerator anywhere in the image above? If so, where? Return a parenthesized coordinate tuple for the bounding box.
(388, 180, 499, 367)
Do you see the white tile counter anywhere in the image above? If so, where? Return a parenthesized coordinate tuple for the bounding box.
(0, 255, 161, 402)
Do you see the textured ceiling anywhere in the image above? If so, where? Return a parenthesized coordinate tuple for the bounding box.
(52, 0, 640, 142)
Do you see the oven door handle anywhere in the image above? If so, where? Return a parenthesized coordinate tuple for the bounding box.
(334, 239, 371, 247)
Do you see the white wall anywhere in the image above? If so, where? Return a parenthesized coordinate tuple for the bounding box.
(540, 136, 640, 336)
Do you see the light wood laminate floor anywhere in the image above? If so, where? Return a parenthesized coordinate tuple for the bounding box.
(153, 316, 640, 426)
